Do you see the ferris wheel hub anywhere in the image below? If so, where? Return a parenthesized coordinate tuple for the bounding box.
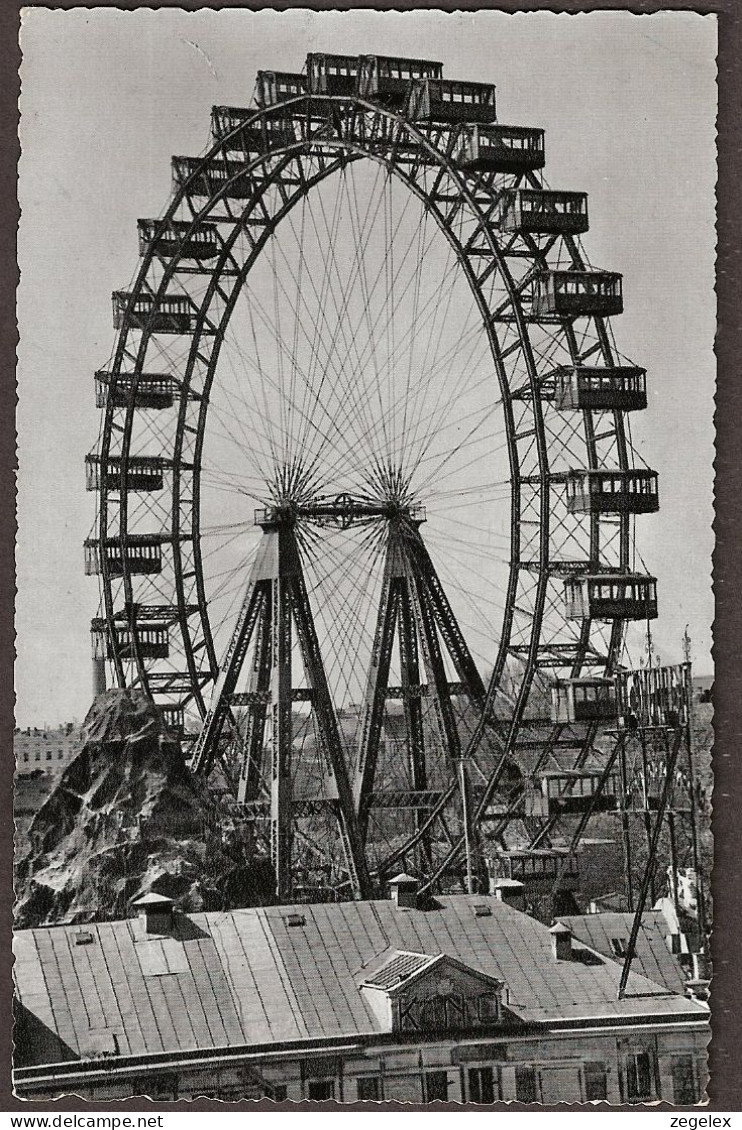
(253, 493, 426, 530)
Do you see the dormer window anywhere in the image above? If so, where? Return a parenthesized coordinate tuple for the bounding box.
(360, 950, 507, 1035)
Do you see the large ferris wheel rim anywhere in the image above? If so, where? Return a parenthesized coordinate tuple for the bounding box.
(94, 84, 632, 797)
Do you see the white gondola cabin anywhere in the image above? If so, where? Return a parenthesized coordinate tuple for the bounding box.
(138, 220, 218, 261)
(486, 850, 579, 893)
(91, 617, 169, 661)
(255, 71, 306, 107)
(85, 455, 164, 494)
(553, 366, 647, 412)
(564, 573, 658, 622)
(525, 769, 619, 818)
(362, 56, 444, 105)
(498, 189, 588, 236)
(173, 156, 253, 200)
(454, 126, 544, 173)
(565, 469, 659, 515)
(305, 53, 442, 103)
(84, 536, 164, 577)
(409, 78, 498, 124)
(550, 678, 619, 724)
(532, 270, 623, 319)
(112, 292, 196, 335)
(95, 371, 177, 411)
(306, 53, 361, 96)
(210, 110, 297, 152)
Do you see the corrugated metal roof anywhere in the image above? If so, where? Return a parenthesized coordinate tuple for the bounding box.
(14, 896, 706, 1068)
(363, 951, 434, 989)
(557, 911, 688, 995)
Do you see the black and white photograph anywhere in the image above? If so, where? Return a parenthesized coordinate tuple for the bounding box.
(13, 6, 717, 1108)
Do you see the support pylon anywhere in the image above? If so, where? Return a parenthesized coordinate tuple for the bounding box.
(191, 512, 371, 902)
(354, 513, 488, 888)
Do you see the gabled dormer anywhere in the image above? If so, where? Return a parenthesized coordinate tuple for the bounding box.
(359, 950, 510, 1034)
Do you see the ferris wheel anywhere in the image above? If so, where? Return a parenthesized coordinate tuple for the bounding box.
(85, 52, 659, 902)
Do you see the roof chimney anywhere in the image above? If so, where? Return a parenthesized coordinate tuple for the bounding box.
(132, 891, 175, 935)
(550, 921, 573, 962)
(690, 952, 711, 982)
(388, 872, 419, 909)
(493, 878, 526, 912)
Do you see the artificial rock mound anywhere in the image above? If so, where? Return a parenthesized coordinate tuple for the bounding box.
(14, 689, 273, 928)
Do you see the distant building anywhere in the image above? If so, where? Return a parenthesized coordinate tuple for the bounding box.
(14, 725, 85, 850)
(14, 879, 708, 1104)
(14, 724, 84, 777)
(668, 867, 700, 918)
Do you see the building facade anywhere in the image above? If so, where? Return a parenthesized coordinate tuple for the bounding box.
(13, 882, 708, 1104)
(14, 724, 84, 776)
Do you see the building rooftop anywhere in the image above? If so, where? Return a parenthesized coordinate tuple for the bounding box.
(14, 895, 706, 1068)
(557, 910, 689, 996)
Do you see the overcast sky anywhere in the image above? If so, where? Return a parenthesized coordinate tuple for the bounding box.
(16, 8, 717, 727)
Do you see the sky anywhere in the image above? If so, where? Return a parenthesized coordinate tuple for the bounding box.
(16, 8, 717, 728)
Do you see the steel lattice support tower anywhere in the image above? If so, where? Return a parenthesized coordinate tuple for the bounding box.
(354, 512, 489, 888)
(190, 511, 371, 901)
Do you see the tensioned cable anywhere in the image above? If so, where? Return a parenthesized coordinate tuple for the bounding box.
(222, 155, 492, 503)
(302, 523, 389, 708)
(293, 161, 395, 476)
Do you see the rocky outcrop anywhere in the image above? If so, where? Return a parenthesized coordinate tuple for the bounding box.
(14, 689, 273, 927)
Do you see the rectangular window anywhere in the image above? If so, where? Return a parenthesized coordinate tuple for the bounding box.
(307, 1079, 335, 1101)
(468, 1066, 496, 1104)
(446, 993, 466, 1027)
(478, 993, 499, 1023)
(422, 995, 447, 1029)
(584, 1061, 608, 1102)
(424, 1071, 450, 1102)
(625, 1051, 654, 1102)
(672, 1056, 699, 1104)
(515, 1066, 538, 1103)
(357, 1076, 381, 1101)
